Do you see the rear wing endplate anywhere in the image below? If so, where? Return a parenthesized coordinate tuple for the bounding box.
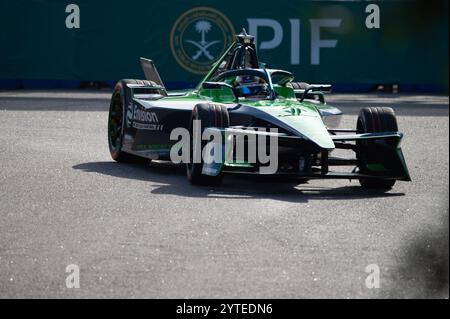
(140, 57, 167, 93)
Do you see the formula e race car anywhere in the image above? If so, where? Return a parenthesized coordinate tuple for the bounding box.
(108, 29, 410, 189)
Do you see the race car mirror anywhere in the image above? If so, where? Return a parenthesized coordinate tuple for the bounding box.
(307, 84, 332, 93)
(300, 84, 332, 102)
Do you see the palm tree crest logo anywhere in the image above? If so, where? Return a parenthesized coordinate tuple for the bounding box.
(185, 20, 221, 61)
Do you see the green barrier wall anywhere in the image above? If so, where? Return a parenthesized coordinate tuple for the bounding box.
(0, 0, 448, 91)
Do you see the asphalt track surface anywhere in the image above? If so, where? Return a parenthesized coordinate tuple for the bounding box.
(0, 91, 448, 298)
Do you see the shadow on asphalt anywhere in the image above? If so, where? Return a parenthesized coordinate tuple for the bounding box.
(73, 161, 405, 202)
(389, 210, 449, 298)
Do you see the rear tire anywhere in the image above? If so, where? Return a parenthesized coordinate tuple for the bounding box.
(108, 79, 152, 164)
(186, 103, 229, 185)
(356, 107, 398, 190)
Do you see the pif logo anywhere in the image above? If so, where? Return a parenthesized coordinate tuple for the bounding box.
(170, 7, 235, 74)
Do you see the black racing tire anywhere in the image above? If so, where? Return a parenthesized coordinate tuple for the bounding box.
(186, 103, 229, 185)
(356, 107, 398, 189)
(108, 79, 153, 164)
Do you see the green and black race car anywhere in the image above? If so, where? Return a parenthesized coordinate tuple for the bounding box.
(108, 29, 410, 190)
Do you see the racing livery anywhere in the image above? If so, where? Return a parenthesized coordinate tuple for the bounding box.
(108, 30, 410, 189)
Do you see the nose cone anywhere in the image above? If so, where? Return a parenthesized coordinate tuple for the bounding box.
(259, 105, 335, 150)
(287, 113, 335, 150)
(233, 103, 335, 150)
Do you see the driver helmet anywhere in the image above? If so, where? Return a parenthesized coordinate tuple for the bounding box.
(234, 75, 267, 96)
(236, 75, 261, 86)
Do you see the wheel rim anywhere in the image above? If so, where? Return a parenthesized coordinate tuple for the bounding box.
(108, 93, 123, 151)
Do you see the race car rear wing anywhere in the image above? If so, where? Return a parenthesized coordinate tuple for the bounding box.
(139, 57, 167, 96)
(126, 83, 166, 100)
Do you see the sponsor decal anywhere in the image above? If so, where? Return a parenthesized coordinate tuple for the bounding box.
(170, 7, 235, 74)
(127, 102, 163, 131)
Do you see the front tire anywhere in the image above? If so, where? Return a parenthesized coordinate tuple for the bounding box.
(186, 103, 229, 185)
(356, 107, 398, 190)
(108, 79, 150, 163)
